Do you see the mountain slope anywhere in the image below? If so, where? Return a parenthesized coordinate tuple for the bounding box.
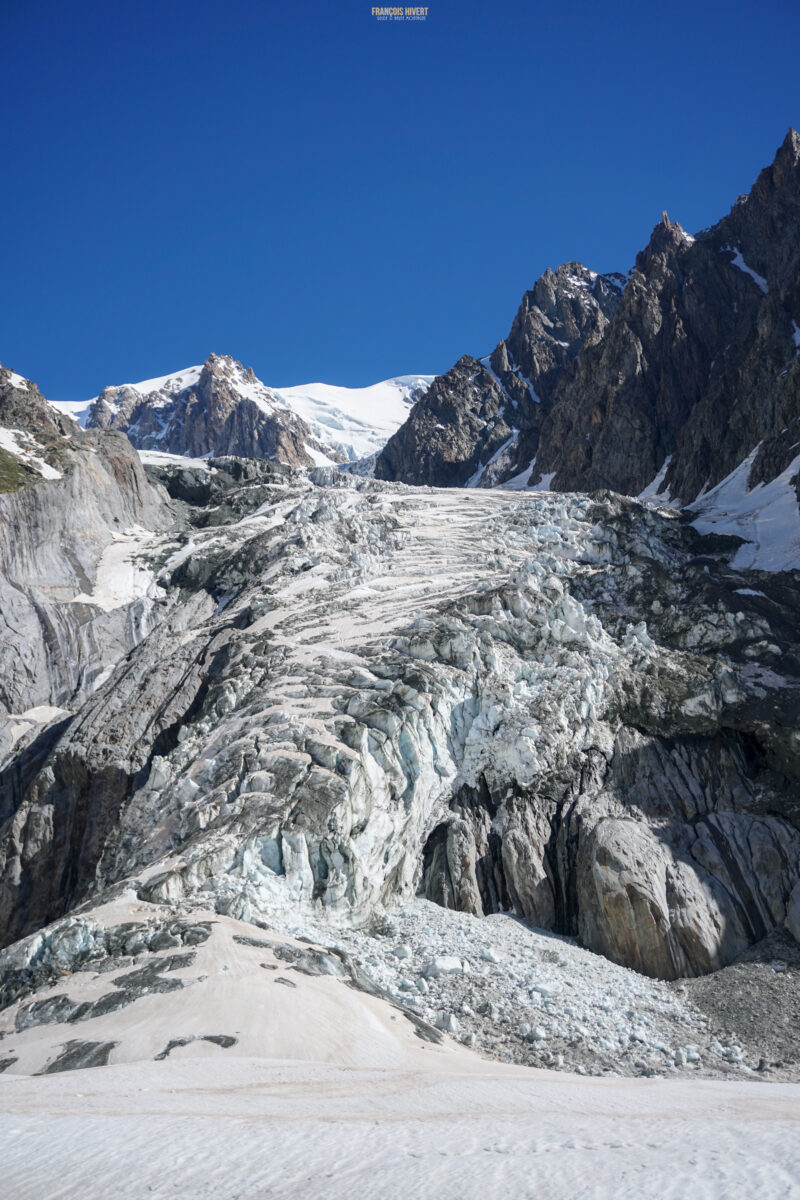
(536, 130, 800, 503)
(0, 365, 169, 731)
(272, 375, 432, 461)
(375, 130, 800, 565)
(375, 265, 625, 488)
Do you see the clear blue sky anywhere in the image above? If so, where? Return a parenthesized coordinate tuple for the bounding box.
(2, 0, 799, 401)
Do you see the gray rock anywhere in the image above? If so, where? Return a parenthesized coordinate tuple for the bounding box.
(154, 1034, 236, 1060)
(87, 354, 339, 467)
(40, 1039, 117, 1074)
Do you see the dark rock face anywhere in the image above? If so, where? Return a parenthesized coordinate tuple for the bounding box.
(40, 1039, 117, 1073)
(501, 265, 626, 391)
(154, 1034, 236, 1060)
(539, 132, 800, 499)
(375, 356, 512, 487)
(377, 130, 800, 504)
(376, 266, 625, 488)
(87, 353, 338, 467)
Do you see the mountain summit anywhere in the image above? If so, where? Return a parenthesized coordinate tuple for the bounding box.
(53, 355, 432, 467)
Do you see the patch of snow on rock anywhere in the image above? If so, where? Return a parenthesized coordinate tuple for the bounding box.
(0, 427, 62, 479)
(689, 445, 800, 571)
(725, 245, 769, 294)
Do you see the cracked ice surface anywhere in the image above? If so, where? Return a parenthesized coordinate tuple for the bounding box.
(4, 467, 800, 1083)
(109, 478, 656, 918)
(91, 466, 800, 983)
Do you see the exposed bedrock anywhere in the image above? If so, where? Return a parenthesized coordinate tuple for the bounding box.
(0, 595, 217, 946)
(0, 368, 172, 723)
(422, 726, 800, 980)
(375, 130, 800, 503)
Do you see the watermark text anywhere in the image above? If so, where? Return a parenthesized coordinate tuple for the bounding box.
(371, 7, 428, 20)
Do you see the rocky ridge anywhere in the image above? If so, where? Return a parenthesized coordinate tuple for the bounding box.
(376, 265, 625, 489)
(376, 130, 800, 520)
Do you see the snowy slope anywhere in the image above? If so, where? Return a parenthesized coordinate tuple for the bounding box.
(0, 427, 62, 480)
(1, 896, 798, 1200)
(3, 1058, 798, 1200)
(275, 375, 432, 461)
(688, 446, 800, 572)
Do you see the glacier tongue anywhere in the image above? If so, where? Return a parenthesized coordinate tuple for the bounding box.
(1, 459, 800, 1081)
(3, 465, 798, 990)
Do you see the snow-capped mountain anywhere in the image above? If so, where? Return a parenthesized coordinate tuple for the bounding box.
(51, 354, 432, 467)
(268, 375, 434, 461)
(1, 127, 799, 1147)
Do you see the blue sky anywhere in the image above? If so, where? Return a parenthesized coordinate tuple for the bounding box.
(2, 0, 799, 400)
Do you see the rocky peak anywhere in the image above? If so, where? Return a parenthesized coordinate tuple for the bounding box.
(634, 212, 691, 273)
(375, 355, 511, 487)
(0, 365, 80, 492)
(500, 262, 625, 394)
(379, 130, 800, 539)
(772, 125, 800, 176)
(198, 352, 251, 389)
(376, 262, 625, 490)
(711, 127, 800, 298)
(0, 365, 72, 443)
(85, 353, 335, 467)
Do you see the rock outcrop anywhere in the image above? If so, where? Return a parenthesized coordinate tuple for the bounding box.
(375, 355, 513, 487)
(376, 265, 625, 488)
(376, 130, 800, 512)
(0, 364, 170, 751)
